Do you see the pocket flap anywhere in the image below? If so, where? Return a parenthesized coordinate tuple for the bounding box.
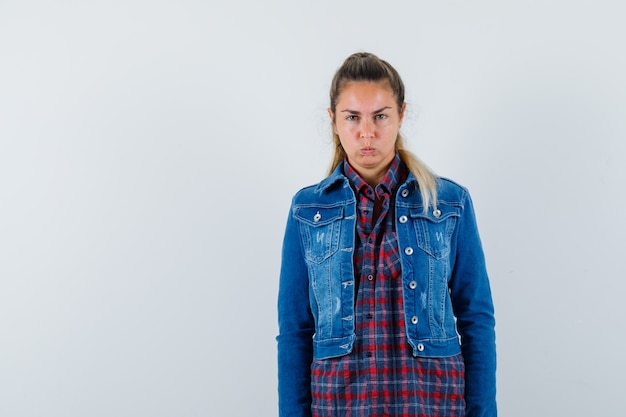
(294, 205, 344, 226)
(409, 205, 459, 223)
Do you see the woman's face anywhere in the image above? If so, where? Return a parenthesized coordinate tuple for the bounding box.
(329, 81, 405, 185)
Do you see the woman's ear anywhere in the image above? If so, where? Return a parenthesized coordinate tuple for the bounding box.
(328, 108, 336, 133)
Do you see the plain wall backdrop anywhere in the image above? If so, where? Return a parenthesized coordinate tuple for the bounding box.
(1, 1, 625, 416)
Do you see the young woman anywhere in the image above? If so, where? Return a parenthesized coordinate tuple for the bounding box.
(277, 52, 496, 417)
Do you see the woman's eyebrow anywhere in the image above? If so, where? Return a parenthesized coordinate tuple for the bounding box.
(340, 106, 392, 114)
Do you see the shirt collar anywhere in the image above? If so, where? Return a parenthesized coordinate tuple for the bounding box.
(343, 153, 405, 198)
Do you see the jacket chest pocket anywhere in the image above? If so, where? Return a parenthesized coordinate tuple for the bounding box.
(294, 206, 343, 264)
(409, 206, 460, 260)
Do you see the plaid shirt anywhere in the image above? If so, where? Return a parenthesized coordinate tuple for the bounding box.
(311, 154, 465, 417)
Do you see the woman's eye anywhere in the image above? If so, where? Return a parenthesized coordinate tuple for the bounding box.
(375, 114, 387, 120)
(346, 115, 358, 121)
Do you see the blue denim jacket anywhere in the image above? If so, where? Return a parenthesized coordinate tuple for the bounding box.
(277, 164, 496, 417)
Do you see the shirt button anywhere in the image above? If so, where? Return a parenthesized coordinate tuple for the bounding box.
(417, 343, 425, 352)
(408, 280, 417, 289)
(433, 209, 441, 218)
(404, 247, 414, 255)
(367, 274, 374, 281)
(398, 215, 408, 223)
(411, 316, 419, 325)
(401, 189, 409, 197)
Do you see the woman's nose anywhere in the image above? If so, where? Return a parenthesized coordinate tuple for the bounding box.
(360, 120, 374, 138)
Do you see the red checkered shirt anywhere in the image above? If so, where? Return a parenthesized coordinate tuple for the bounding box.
(310, 154, 465, 417)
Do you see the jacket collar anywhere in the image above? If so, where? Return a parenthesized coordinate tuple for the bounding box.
(315, 157, 419, 195)
(315, 163, 348, 194)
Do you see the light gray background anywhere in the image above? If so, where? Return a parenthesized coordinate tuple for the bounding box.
(1, 1, 625, 416)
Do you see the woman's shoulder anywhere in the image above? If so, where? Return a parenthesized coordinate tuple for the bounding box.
(435, 176, 471, 205)
(291, 172, 352, 206)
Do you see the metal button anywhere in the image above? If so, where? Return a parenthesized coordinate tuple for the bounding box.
(433, 209, 441, 218)
(411, 316, 419, 325)
(401, 189, 409, 197)
(417, 343, 425, 352)
(408, 280, 417, 290)
(404, 247, 413, 255)
(367, 274, 374, 281)
(313, 211, 321, 222)
(399, 215, 408, 223)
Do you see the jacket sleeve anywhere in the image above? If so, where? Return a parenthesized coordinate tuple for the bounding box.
(448, 189, 497, 417)
(276, 203, 315, 417)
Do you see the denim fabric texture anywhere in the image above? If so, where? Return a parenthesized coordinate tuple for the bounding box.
(277, 162, 497, 417)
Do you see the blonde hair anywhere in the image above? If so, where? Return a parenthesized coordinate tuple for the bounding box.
(327, 52, 438, 211)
